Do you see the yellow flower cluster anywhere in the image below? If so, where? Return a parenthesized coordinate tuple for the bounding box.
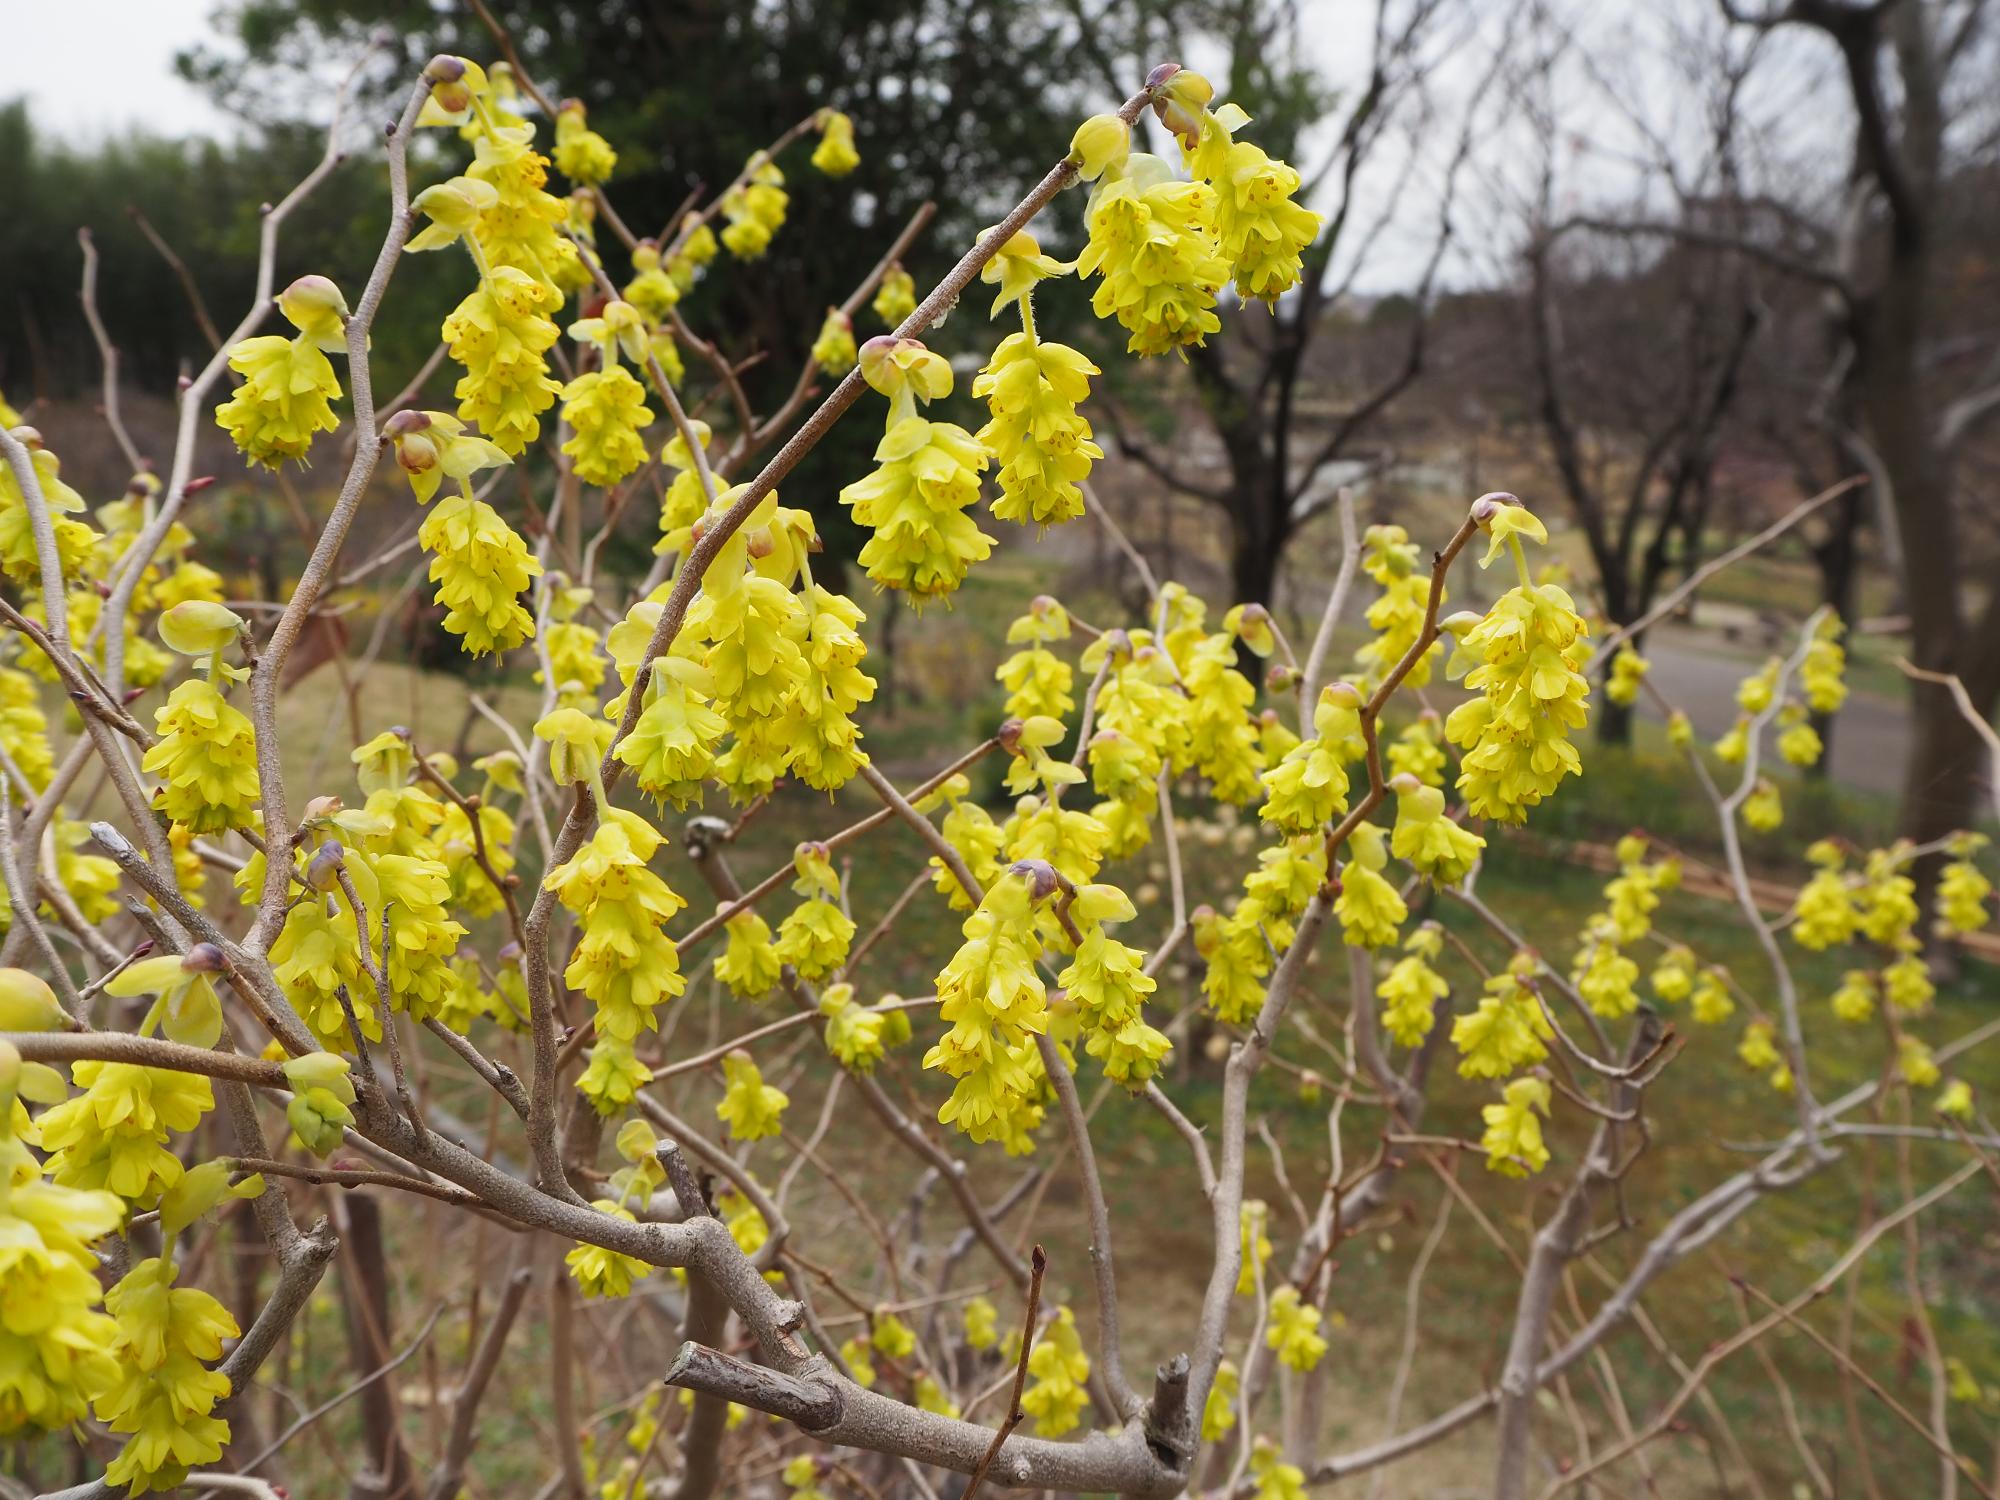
(775, 843, 856, 979)
(214, 275, 350, 468)
(1353, 524, 1442, 689)
(716, 1049, 789, 1140)
(1060, 882, 1171, 1087)
(442, 265, 565, 456)
(1379, 923, 1450, 1045)
(976, 231, 1102, 527)
(721, 155, 789, 259)
(553, 98, 617, 186)
(1020, 1305, 1091, 1436)
(145, 679, 259, 836)
(1175, 75, 1322, 303)
(1444, 501, 1589, 821)
(1451, 954, 1553, 1079)
(545, 805, 688, 1049)
(1481, 1075, 1553, 1177)
(996, 596, 1075, 721)
(560, 302, 655, 487)
(840, 338, 993, 600)
(0, 1069, 123, 1436)
(925, 863, 1051, 1153)
(811, 109, 860, 176)
(96, 1256, 240, 1495)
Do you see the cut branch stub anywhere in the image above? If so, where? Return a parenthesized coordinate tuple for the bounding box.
(664, 1341, 843, 1431)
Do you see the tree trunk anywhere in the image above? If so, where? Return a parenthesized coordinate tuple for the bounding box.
(1595, 695, 1635, 747)
(1227, 466, 1288, 610)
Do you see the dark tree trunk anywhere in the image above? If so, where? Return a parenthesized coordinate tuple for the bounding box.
(1229, 501, 1286, 609)
(1596, 695, 1636, 748)
(1807, 490, 1865, 779)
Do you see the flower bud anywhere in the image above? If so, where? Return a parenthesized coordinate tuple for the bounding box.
(1320, 680, 1364, 710)
(0, 968, 64, 1031)
(1150, 65, 1214, 142)
(158, 600, 247, 657)
(278, 274, 351, 351)
(305, 841, 347, 892)
(1008, 858, 1061, 903)
(1068, 113, 1131, 181)
(1265, 663, 1297, 693)
(183, 942, 227, 975)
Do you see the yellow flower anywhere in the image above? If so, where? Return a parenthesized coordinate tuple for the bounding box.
(143, 679, 259, 835)
(96, 1256, 239, 1495)
(1897, 1034, 1939, 1089)
(716, 1050, 789, 1141)
(1266, 1285, 1328, 1371)
(1690, 966, 1735, 1025)
(442, 265, 564, 456)
(560, 363, 654, 487)
(1481, 1075, 1552, 1177)
(1061, 881, 1170, 1087)
(1261, 682, 1359, 833)
(1937, 844, 1992, 936)
(925, 864, 1052, 1152)
(1388, 777, 1484, 884)
(715, 908, 781, 1001)
(1184, 103, 1321, 302)
(39, 1062, 214, 1203)
(1236, 1199, 1273, 1294)
(720, 156, 788, 259)
(840, 338, 993, 600)
(0, 432, 98, 586)
(872, 262, 917, 326)
(1335, 823, 1406, 948)
(1203, 1359, 1240, 1441)
(975, 329, 1101, 528)
(964, 1295, 999, 1349)
(1742, 778, 1783, 832)
(566, 1201, 651, 1299)
(213, 275, 350, 468)
(1021, 1307, 1091, 1435)
(1354, 525, 1443, 690)
(1379, 925, 1449, 1046)
(810, 307, 857, 374)
(810, 109, 860, 176)
(419, 492, 542, 655)
(1451, 958, 1552, 1079)
(1830, 968, 1877, 1024)
(553, 99, 617, 185)
(1077, 161, 1227, 357)
(467, 130, 581, 291)
(1444, 500, 1589, 821)
(1604, 645, 1648, 706)
(1068, 113, 1131, 180)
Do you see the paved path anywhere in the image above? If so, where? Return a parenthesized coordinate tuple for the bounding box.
(1636, 625, 1910, 795)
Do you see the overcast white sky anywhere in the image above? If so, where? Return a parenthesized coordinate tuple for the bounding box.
(0, 0, 235, 141)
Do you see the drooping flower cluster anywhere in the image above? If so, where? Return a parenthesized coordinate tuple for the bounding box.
(840, 337, 993, 601)
(560, 301, 655, 488)
(1021, 1305, 1091, 1436)
(925, 862, 1052, 1153)
(213, 275, 350, 468)
(1445, 500, 1589, 821)
(721, 154, 789, 259)
(142, 603, 259, 835)
(545, 802, 689, 1053)
(975, 231, 1102, 527)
